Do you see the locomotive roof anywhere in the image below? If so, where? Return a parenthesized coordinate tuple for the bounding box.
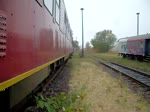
(118, 38, 127, 42)
(117, 33, 150, 42)
(127, 33, 150, 40)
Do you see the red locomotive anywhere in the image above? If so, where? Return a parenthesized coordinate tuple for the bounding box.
(0, 0, 73, 111)
(118, 34, 150, 60)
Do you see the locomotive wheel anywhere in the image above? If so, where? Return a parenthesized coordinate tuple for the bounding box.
(122, 54, 126, 58)
(137, 56, 143, 61)
(129, 55, 135, 60)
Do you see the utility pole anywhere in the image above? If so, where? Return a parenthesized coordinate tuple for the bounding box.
(80, 8, 84, 57)
(136, 12, 140, 35)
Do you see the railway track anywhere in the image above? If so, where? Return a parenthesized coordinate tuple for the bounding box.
(109, 62, 150, 87)
(88, 55, 150, 102)
(89, 55, 150, 88)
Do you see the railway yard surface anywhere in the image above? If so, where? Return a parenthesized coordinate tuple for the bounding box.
(25, 53, 150, 112)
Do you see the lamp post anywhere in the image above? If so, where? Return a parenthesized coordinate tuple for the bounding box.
(80, 8, 84, 57)
(136, 12, 140, 35)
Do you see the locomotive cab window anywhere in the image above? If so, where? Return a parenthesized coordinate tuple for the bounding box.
(44, 0, 53, 15)
(55, 0, 60, 24)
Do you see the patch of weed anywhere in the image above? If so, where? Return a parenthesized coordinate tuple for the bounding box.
(35, 89, 90, 112)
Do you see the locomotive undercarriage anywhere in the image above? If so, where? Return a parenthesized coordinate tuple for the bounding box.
(120, 53, 149, 61)
(0, 57, 67, 112)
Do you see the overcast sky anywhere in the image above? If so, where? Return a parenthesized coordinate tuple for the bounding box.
(64, 0, 150, 46)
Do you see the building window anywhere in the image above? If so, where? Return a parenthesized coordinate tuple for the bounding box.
(44, 0, 53, 15)
(55, 0, 60, 24)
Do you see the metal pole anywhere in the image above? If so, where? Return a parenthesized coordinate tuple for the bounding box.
(136, 12, 140, 35)
(81, 8, 84, 57)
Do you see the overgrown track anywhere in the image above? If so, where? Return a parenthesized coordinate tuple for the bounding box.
(89, 55, 150, 88)
(88, 55, 150, 102)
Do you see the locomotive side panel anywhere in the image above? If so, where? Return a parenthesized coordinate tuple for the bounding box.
(1, 0, 73, 109)
(0, 0, 73, 91)
(0, 1, 35, 83)
(10, 67, 49, 108)
(127, 39, 145, 56)
(33, 0, 55, 66)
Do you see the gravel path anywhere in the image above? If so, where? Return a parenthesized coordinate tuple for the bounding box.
(69, 60, 150, 112)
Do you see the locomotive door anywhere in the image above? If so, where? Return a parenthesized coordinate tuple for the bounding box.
(145, 39, 150, 56)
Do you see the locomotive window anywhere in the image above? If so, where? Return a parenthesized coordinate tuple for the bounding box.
(56, 0, 60, 5)
(55, 0, 60, 24)
(44, 0, 53, 15)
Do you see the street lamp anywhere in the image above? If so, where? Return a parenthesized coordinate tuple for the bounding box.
(136, 12, 140, 35)
(80, 8, 84, 57)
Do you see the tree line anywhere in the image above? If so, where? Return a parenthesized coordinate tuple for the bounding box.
(73, 29, 117, 53)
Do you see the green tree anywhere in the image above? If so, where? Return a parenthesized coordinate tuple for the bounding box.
(73, 40, 80, 51)
(91, 30, 117, 52)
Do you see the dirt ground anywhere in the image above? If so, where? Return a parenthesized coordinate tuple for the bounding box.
(69, 61, 150, 112)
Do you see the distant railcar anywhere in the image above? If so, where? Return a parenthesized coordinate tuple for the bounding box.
(118, 34, 150, 60)
(0, 0, 73, 111)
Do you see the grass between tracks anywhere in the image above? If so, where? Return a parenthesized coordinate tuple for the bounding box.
(35, 53, 150, 112)
(94, 53, 150, 72)
(69, 53, 150, 112)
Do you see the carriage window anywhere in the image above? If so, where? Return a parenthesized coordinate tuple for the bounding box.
(44, 0, 53, 14)
(55, 0, 60, 24)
